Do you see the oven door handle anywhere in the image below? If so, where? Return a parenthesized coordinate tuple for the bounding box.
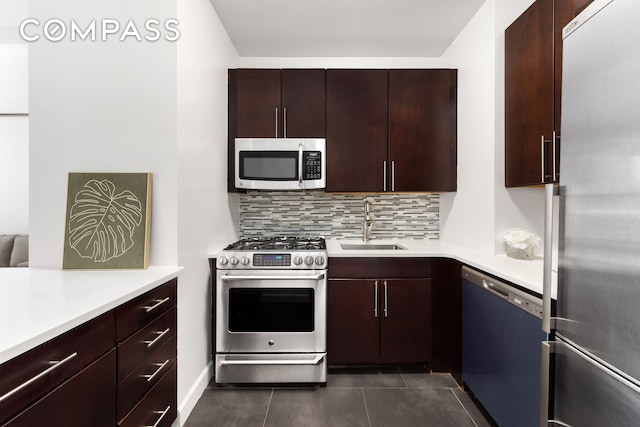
(219, 273, 325, 281)
(218, 354, 326, 366)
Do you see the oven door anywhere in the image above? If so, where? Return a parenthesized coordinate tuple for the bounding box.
(216, 270, 326, 354)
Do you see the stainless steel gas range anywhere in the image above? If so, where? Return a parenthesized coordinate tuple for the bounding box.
(214, 236, 327, 384)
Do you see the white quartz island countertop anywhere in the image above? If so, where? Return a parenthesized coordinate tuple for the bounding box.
(0, 266, 183, 364)
(325, 239, 555, 300)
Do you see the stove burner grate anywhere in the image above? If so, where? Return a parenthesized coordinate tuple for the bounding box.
(224, 236, 326, 251)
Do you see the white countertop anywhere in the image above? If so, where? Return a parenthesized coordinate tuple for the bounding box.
(326, 239, 555, 299)
(210, 239, 556, 300)
(0, 266, 183, 364)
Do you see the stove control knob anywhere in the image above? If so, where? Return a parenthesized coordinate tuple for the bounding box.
(315, 256, 325, 266)
(230, 256, 239, 266)
(293, 256, 303, 265)
(218, 256, 228, 266)
(241, 256, 250, 266)
(304, 256, 314, 265)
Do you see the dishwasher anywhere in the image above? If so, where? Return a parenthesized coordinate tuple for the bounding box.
(462, 266, 546, 427)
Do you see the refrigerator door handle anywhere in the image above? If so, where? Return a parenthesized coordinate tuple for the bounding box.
(542, 183, 556, 333)
(540, 341, 554, 427)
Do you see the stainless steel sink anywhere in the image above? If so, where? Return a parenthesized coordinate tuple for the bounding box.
(340, 243, 407, 250)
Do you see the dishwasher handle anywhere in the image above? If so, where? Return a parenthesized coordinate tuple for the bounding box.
(462, 266, 543, 319)
(482, 279, 509, 300)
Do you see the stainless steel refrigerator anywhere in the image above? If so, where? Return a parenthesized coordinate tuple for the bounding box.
(541, 0, 640, 425)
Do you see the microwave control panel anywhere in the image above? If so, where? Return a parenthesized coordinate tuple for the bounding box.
(303, 152, 322, 180)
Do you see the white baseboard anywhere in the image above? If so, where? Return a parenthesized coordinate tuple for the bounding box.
(176, 360, 214, 426)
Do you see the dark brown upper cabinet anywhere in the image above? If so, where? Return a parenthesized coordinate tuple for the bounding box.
(227, 68, 326, 191)
(389, 69, 457, 192)
(326, 69, 457, 192)
(326, 69, 389, 192)
(231, 68, 326, 139)
(504, 0, 594, 187)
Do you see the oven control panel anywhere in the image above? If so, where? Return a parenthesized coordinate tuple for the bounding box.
(217, 251, 327, 269)
(253, 253, 291, 267)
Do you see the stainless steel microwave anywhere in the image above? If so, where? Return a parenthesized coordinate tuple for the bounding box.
(235, 138, 326, 190)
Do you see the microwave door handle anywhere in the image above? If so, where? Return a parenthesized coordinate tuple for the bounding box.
(298, 143, 303, 188)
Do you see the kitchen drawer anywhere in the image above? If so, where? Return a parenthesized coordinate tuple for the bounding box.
(0, 310, 115, 424)
(119, 362, 177, 427)
(117, 278, 177, 342)
(117, 334, 176, 421)
(329, 257, 431, 279)
(117, 307, 176, 381)
(3, 349, 116, 427)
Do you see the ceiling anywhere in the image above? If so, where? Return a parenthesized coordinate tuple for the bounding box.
(209, 0, 487, 57)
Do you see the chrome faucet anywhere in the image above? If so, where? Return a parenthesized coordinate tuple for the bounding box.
(363, 199, 375, 241)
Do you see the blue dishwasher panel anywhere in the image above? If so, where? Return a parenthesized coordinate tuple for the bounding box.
(462, 272, 546, 427)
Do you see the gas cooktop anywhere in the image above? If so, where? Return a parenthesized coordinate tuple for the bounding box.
(223, 236, 326, 251)
(218, 236, 327, 270)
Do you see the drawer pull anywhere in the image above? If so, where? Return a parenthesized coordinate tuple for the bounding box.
(144, 297, 170, 313)
(145, 405, 171, 427)
(0, 352, 78, 404)
(144, 328, 170, 348)
(143, 359, 170, 383)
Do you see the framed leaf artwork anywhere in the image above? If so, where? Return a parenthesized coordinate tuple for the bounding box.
(63, 172, 152, 269)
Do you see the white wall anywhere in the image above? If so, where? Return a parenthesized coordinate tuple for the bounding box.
(439, 0, 545, 256)
(0, 1, 29, 234)
(439, 1, 496, 253)
(493, 0, 545, 255)
(0, 116, 28, 233)
(176, 0, 238, 422)
(241, 0, 546, 257)
(28, 0, 240, 424)
(29, 0, 178, 267)
(239, 57, 442, 68)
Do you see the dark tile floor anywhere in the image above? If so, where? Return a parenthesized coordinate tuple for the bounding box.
(184, 368, 494, 427)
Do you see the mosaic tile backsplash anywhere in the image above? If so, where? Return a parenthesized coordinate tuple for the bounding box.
(239, 191, 439, 240)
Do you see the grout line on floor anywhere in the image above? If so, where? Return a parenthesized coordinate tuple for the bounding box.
(398, 367, 409, 388)
(261, 388, 274, 427)
(360, 388, 372, 427)
(449, 388, 479, 427)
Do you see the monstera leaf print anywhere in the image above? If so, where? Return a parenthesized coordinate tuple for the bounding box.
(68, 179, 143, 263)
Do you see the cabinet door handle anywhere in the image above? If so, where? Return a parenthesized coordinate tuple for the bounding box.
(383, 280, 388, 317)
(541, 135, 546, 183)
(391, 161, 396, 192)
(0, 352, 78, 404)
(145, 405, 171, 427)
(383, 161, 387, 191)
(144, 297, 170, 313)
(143, 359, 170, 383)
(144, 328, 170, 348)
(541, 135, 556, 183)
(298, 143, 303, 188)
(374, 280, 379, 318)
(553, 131, 559, 181)
(283, 107, 287, 138)
(275, 107, 279, 138)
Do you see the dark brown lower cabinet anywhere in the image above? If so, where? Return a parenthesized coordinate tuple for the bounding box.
(3, 350, 116, 427)
(119, 363, 177, 427)
(327, 279, 380, 364)
(328, 277, 431, 365)
(0, 278, 178, 427)
(381, 279, 431, 364)
(116, 281, 177, 426)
